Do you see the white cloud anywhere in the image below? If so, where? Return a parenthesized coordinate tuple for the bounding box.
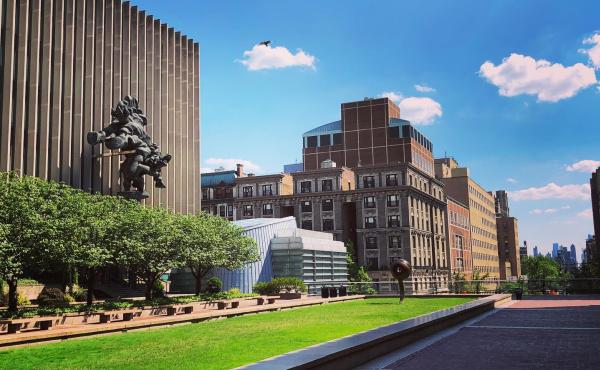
(506, 177, 518, 184)
(414, 84, 436, 93)
(577, 208, 593, 218)
(381, 92, 443, 125)
(479, 53, 597, 102)
(239, 44, 316, 71)
(561, 205, 571, 210)
(566, 159, 600, 173)
(580, 33, 600, 69)
(200, 167, 213, 174)
(510, 182, 591, 201)
(530, 208, 557, 215)
(204, 158, 261, 173)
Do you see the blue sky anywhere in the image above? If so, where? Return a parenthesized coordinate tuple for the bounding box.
(134, 0, 599, 257)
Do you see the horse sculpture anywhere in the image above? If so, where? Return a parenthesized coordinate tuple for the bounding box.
(87, 96, 171, 200)
(390, 259, 412, 303)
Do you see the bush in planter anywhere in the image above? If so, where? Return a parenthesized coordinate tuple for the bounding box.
(37, 287, 70, 307)
(206, 277, 222, 294)
(272, 277, 306, 293)
(253, 282, 278, 296)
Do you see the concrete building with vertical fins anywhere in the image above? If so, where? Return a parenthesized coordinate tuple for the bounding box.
(0, 0, 200, 213)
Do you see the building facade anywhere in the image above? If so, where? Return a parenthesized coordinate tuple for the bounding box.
(496, 216, 520, 279)
(436, 158, 500, 278)
(446, 196, 473, 280)
(0, 0, 200, 213)
(302, 98, 434, 176)
(201, 164, 245, 220)
(591, 167, 600, 258)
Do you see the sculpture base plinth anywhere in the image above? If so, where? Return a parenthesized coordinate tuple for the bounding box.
(118, 191, 149, 201)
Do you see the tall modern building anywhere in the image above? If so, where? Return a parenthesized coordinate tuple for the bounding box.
(0, 0, 201, 213)
(302, 97, 434, 176)
(552, 243, 560, 258)
(533, 245, 539, 257)
(435, 157, 500, 278)
(570, 244, 577, 265)
(591, 167, 600, 258)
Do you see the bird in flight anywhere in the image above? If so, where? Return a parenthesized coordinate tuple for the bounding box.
(258, 40, 271, 47)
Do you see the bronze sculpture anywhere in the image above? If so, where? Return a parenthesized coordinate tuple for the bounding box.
(390, 259, 412, 303)
(87, 96, 171, 200)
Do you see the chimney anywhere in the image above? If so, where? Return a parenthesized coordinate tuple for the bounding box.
(236, 163, 244, 177)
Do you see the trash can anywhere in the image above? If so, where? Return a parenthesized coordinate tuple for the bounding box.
(339, 286, 347, 297)
(329, 287, 338, 298)
(514, 288, 523, 300)
(321, 287, 330, 298)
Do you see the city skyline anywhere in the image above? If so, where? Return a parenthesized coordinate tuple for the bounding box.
(133, 0, 599, 255)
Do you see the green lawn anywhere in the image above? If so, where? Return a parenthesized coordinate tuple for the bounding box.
(0, 297, 473, 370)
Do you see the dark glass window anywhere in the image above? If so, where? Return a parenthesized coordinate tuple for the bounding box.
(363, 196, 376, 208)
(333, 133, 343, 145)
(366, 257, 379, 271)
(301, 219, 313, 230)
(386, 174, 398, 186)
(319, 134, 331, 146)
(227, 205, 234, 217)
(363, 176, 376, 188)
(301, 201, 312, 213)
(322, 179, 333, 191)
(322, 199, 333, 212)
(402, 125, 411, 138)
(388, 126, 400, 138)
(306, 136, 317, 148)
(366, 236, 378, 249)
(387, 195, 399, 207)
(242, 186, 253, 197)
(389, 236, 401, 249)
(262, 184, 273, 196)
(242, 205, 253, 216)
(365, 217, 377, 229)
(262, 203, 273, 215)
(388, 215, 400, 227)
(300, 181, 312, 193)
(202, 189, 210, 200)
(322, 219, 334, 231)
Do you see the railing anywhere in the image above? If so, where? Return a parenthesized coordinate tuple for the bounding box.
(303, 278, 600, 296)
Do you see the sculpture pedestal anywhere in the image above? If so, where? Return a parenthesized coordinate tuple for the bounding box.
(118, 191, 149, 201)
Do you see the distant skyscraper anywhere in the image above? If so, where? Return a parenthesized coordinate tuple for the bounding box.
(552, 243, 559, 258)
(495, 190, 510, 217)
(570, 244, 577, 264)
(533, 245, 539, 257)
(546, 252, 552, 258)
(591, 168, 600, 258)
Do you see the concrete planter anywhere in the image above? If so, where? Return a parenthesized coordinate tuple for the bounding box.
(279, 292, 304, 300)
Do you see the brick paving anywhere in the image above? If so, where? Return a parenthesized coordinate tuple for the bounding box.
(385, 296, 600, 370)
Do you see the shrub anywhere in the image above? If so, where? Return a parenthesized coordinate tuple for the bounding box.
(152, 279, 165, 298)
(206, 277, 222, 294)
(37, 288, 70, 307)
(253, 282, 278, 296)
(18, 278, 40, 286)
(228, 288, 241, 295)
(272, 277, 306, 293)
(17, 293, 31, 306)
(72, 286, 88, 302)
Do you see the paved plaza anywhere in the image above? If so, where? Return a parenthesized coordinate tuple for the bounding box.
(359, 295, 600, 370)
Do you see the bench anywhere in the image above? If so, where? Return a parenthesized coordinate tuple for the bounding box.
(266, 296, 279, 304)
(165, 305, 194, 316)
(92, 309, 141, 324)
(1, 317, 57, 334)
(216, 300, 240, 310)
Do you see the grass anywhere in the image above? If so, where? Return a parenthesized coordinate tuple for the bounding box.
(0, 297, 473, 370)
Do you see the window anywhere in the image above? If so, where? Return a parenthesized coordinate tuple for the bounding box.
(388, 215, 401, 227)
(366, 236, 378, 249)
(242, 186, 253, 198)
(227, 205, 233, 217)
(363, 176, 376, 188)
(242, 205, 253, 217)
(455, 235, 463, 250)
(322, 219, 334, 231)
(321, 179, 333, 192)
(388, 126, 400, 139)
(262, 184, 273, 196)
(389, 236, 401, 249)
(202, 189, 210, 200)
(319, 134, 331, 146)
(301, 219, 313, 230)
(306, 136, 317, 148)
(262, 203, 273, 215)
(366, 257, 379, 271)
(300, 181, 312, 193)
(363, 196, 376, 208)
(365, 217, 377, 229)
(322, 199, 333, 212)
(386, 174, 398, 186)
(301, 201, 312, 213)
(218, 205, 226, 217)
(387, 195, 399, 207)
(333, 133, 343, 145)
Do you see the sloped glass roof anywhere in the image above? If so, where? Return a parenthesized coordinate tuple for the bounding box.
(302, 120, 342, 137)
(200, 170, 237, 187)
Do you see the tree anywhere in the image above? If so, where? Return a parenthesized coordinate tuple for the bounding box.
(114, 205, 185, 300)
(521, 255, 561, 280)
(180, 213, 259, 295)
(0, 173, 55, 311)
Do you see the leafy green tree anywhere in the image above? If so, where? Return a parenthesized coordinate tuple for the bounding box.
(521, 255, 561, 280)
(0, 173, 56, 311)
(179, 213, 259, 295)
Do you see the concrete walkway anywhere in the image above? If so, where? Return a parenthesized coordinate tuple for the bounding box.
(359, 295, 600, 370)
